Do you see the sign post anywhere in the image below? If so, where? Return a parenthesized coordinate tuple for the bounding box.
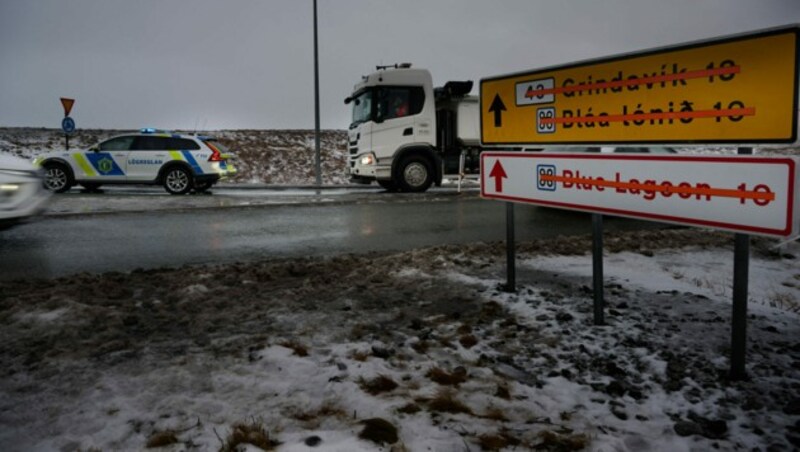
(730, 147, 752, 380)
(480, 152, 799, 379)
(592, 214, 604, 326)
(60, 97, 75, 151)
(480, 25, 799, 380)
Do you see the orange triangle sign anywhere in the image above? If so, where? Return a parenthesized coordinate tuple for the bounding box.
(60, 98, 75, 117)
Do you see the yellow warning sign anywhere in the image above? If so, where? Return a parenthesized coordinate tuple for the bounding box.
(480, 27, 799, 145)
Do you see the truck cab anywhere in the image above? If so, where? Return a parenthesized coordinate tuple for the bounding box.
(345, 64, 481, 192)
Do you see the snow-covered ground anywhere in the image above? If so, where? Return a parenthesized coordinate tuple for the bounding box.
(1, 229, 797, 451)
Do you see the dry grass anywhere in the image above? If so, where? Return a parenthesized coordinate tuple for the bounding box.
(411, 340, 429, 354)
(359, 375, 399, 395)
(482, 406, 509, 422)
(494, 384, 511, 400)
(427, 389, 473, 415)
(478, 430, 521, 451)
(426, 366, 468, 386)
(278, 340, 308, 357)
(350, 349, 370, 361)
(288, 401, 347, 423)
(459, 334, 479, 348)
(359, 418, 398, 445)
(145, 431, 179, 448)
(397, 403, 422, 414)
(220, 420, 280, 452)
(767, 291, 799, 313)
(535, 430, 590, 451)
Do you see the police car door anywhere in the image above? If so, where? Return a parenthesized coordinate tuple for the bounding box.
(79, 136, 131, 182)
(128, 135, 169, 182)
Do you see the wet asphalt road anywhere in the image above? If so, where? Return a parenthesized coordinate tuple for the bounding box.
(0, 186, 661, 280)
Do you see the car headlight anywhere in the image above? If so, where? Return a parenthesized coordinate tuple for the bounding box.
(360, 153, 375, 166)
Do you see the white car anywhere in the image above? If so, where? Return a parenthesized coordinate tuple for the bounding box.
(35, 129, 237, 195)
(0, 154, 50, 229)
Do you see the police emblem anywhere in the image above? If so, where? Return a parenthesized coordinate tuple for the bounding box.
(98, 157, 114, 174)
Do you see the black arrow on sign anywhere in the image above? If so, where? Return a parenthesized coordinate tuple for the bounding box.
(488, 94, 507, 127)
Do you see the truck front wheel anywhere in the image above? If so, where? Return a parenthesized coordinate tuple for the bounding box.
(397, 155, 433, 192)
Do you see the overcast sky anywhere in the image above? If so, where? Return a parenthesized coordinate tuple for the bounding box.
(1, 0, 798, 131)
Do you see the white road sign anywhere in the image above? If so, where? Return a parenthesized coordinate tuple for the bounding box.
(481, 152, 799, 238)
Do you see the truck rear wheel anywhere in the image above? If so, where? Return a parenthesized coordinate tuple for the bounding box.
(397, 155, 433, 193)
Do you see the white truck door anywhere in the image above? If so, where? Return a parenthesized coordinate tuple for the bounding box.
(371, 87, 418, 160)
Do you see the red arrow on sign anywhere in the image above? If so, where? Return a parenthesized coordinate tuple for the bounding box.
(489, 160, 507, 192)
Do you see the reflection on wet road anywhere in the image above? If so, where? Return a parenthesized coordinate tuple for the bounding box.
(0, 193, 662, 280)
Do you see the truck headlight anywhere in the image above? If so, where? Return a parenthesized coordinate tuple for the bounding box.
(360, 153, 375, 166)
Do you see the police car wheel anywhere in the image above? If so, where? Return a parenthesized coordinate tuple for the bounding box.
(44, 162, 73, 193)
(164, 167, 192, 195)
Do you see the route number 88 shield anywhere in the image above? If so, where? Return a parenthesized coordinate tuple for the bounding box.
(536, 164, 557, 191)
(537, 107, 556, 134)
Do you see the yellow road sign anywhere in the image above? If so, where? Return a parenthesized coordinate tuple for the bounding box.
(480, 26, 799, 145)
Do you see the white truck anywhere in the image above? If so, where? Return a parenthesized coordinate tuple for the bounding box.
(345, 63, 501, 192)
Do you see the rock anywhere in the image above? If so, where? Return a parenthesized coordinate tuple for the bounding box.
(742, 397, 764, 411)
(371, 346, 394, 359)
(611, 406, 628, 420)
(606, 380, 626, 398)
(304, 435, 322, 447)
(555, 312, 574, 322)
(674, 421, 703, 437)
(701, 419, 728, 439)
(687, 412, 728, 439)
(783, 398, 800, 415)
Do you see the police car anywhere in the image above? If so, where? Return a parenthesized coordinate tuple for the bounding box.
(35, 129, 237, 195)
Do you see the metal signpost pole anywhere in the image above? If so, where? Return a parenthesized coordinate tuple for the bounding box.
(730, 147, 752, 380)
(313, 0, 322, 189)
(505, 202, 516, 292)
(592, 214, 604, 326)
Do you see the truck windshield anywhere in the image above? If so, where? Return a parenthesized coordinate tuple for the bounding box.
(350, 90, 372, 128)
